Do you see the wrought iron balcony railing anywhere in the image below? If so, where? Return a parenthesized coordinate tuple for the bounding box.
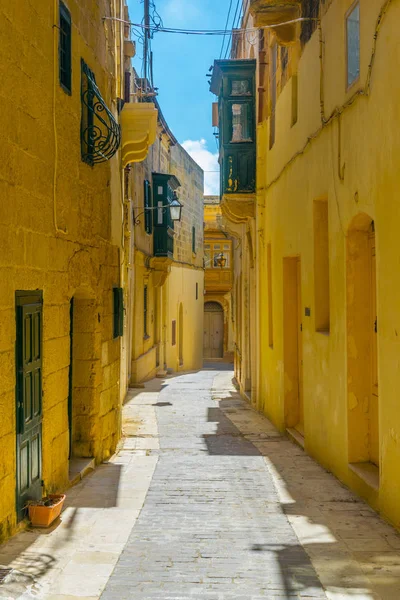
(81, 59, 121, 165)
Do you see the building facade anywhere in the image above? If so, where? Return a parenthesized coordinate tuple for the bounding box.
(127, 87, 205, 384)
(203, 196, 234, 362)
(212, 0, 400, 527)
(0, 1, 157, 541)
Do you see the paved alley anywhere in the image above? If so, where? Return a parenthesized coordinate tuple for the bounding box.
(1, 368, 400, 599)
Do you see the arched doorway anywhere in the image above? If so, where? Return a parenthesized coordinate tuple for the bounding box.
(203, 302, 224, 359)
(347, 215, 379, 471)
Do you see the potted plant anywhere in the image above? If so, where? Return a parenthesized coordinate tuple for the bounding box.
(27, 494, 66, 528)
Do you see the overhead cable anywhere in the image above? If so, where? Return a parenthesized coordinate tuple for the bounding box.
(103, 16, 318, 36)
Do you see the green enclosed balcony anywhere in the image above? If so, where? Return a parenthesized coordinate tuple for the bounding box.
(210, 59, 256, 223)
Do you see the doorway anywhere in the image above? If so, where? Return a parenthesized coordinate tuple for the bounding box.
(15, 291, 43, 520)
(178, 303, 183, 366)
(347, 216, 379, 470)
(204, 302, 224, 359)
(283, 257, 304, 437)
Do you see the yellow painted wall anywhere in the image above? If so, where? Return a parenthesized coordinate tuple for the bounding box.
(236, 0, 400, 526)
(129, 91, 204, 382)
(0, 0, 125, 541)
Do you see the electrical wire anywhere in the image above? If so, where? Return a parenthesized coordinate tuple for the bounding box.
(220, 0, 234, 58)
(102, 16, 317, 36)
(223, 0, 241, 59)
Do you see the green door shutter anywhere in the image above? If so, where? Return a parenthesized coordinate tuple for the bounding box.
(16, 291, 43, 520)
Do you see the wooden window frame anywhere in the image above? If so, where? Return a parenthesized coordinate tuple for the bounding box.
(59, 1, 72, 94)
(144, 180, 153, 234)
(345, 0, 361, 91)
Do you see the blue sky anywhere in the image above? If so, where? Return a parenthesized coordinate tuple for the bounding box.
(127, 0, 235, 193)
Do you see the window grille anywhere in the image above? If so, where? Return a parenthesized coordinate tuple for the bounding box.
(81, 59, 121, 165)
(59, 2, 72, 93)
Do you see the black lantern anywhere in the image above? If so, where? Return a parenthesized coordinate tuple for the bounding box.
(170, 193, 183, 222)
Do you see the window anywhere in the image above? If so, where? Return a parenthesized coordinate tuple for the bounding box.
(346, 2, 360, 88)
(59, 2, 72, 93)
(196, 282, 199, 300)
(144, 180, 152, 234)
(314, 200, 330, 332)
(231, 103, 252, 143)
(172, 320, 176, 346)
(113, 287, 124, 338)
(143, 286, 149, 338)
(267, 244, 273, 347)
(192, 226, 196, 254)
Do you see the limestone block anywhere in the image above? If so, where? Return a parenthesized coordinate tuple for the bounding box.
(43, 335, 70, 376)
(0, 390, 15, 437)
(72, 385, 99, 416)
(72, 358, 102, 389)
(0, 308, 14, 353)
(0, 350, 15, 395)
(0, 433, 15, 481)
(73, 331, 102, 360)
(43, 303, 70, 341)
(42, 366, 69, 412)
(0, 224, 24, 267)
(42, 398, 69, 444)
(73, 301, 99, 334)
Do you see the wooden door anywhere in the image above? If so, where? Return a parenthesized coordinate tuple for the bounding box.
(369, 229, 379, 466)
(204, 303, 224, 359)
(283, 257, 303, 436)
(296, 258, 304, 436)
(16, 291, 43, 519)
(211, 312, 224, 358)
(204, 312, 211, 358)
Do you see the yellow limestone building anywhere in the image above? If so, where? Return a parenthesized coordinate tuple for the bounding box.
(0, 1, 157, 541)
(212, 0, 400, 527)
(203, 196, 234, 362)
(127, 87, 205, 383)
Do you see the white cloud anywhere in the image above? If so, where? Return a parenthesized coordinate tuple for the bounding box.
(182, 139, 220, 196)
(163, 0, 201, 23)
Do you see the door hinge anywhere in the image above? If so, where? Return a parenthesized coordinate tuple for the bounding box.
(374, 318, 378, 333)
(300, 323, 303, 332)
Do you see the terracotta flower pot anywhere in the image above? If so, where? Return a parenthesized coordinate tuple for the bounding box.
(28, 494, 66, 528)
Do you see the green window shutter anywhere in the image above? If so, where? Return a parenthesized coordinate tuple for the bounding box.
(192, 226, 196, 253)
(59, 1, 72, 93)
(144, 286, 148, 337)
(144, 180, 153, 234)
(113, 287, 124, 338)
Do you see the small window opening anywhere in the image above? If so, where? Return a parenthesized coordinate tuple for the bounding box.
(314, 200, 330, 332)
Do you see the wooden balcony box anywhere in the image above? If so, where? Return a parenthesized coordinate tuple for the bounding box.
(210, 60, 256, 223)
(249, 0, 301, 43)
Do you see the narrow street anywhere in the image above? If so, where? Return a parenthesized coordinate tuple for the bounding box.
(1, 368, 400, 599)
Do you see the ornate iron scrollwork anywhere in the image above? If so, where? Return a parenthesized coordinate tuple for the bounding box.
(81, 59, 121, 165)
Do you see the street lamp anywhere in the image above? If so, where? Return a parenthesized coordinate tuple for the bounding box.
(132, 194, 183, 226)
(169, 193, 183, 222)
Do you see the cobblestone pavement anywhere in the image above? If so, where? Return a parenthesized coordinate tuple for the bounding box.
(2, 368, 400, 600)
(100, 369, 400, 600)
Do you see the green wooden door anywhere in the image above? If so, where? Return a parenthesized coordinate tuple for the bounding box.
(16, 291, 43, 519)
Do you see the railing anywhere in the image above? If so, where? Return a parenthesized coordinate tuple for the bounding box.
(81, 59, 121, 165)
